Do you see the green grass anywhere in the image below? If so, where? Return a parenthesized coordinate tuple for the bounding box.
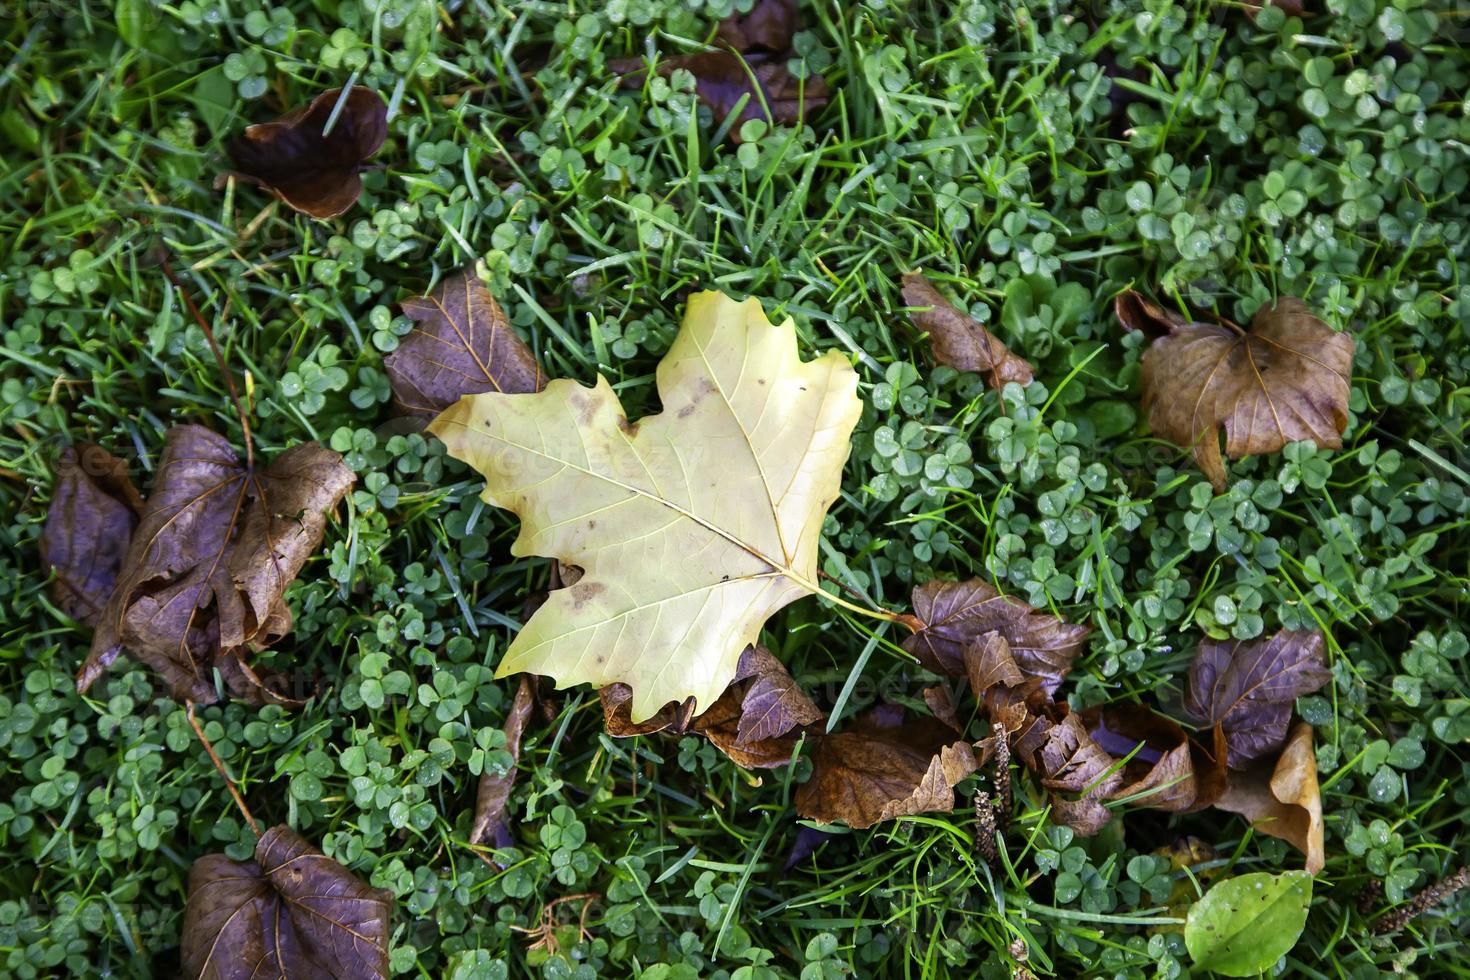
(2, 0, 1469, 976)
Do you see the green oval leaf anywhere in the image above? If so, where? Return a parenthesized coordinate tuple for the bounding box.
(1185, 871, 1312, 976)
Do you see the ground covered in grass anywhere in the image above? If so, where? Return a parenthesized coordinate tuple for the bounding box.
(3, 0, 1469, 976)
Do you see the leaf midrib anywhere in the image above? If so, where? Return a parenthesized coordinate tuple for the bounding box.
(462, 421, 816, 593)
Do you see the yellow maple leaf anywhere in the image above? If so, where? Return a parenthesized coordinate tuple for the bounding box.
(430, 292, 862, 722)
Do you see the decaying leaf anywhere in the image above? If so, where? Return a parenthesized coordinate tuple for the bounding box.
(1025, 710, 1122, 835)
(600, 682, 696, 738)
(901, 273, 1034, 389)
(220, 87, 388, 219)
(181, 825, 392, 980)
(432, 291, 861, 722)
(386, 267, 544, 417)
(471, 675, 537, 852)
(41, 444, 143, 626)
(76, 426, 355, 705)
(795, 705, 978, 829)
(1184, 629, 1331, 768)
(904, 578, 1090, 693)
(1083, 704, 1228, 813)
(966, 637, 1225, 832)
(730, 644, 824, 745)
(601, 645, 821, 768)
(1113, 288, 1188, 339)
(1215, 722, 1324, 874)
(1133, 296, 1355, 490)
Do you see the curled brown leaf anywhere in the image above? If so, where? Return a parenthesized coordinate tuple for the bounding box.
(795, 705, 977, 829)
(181, 825, 392, 979)
(1028, 711, 1122, 835)
(1184, 629, 1331, 768)
(1215, 722, 1325, 873)
(904, 578, 1090, 693)
(76, 426, 354, 705)
(387, 267, 545, 418)
(1137, 296, 1355, 490)
(1113, 288, 1188, 340)
(1083, 704, 1228, 813)
(471, 675, 537, 853)
(220, 87, 388, 219)
(41, 444, 143, 626)
(901, 273, 1034, 389)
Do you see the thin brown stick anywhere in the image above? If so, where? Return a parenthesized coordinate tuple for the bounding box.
(186, 701, 262, 837)
(162, 256, 255, 471)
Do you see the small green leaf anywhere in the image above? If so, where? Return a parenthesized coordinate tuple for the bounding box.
(1185, 871, 1313, 976)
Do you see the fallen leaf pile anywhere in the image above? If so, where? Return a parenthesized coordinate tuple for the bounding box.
(790, 575, 1327, 870)
(1118, 290, 1355, 490)
(43, 425, 354, 705)
(609, 0, 827, 135)
(182, 825, 392, 979)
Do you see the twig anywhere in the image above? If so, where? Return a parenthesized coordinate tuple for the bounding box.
(161, 255, 255, 471)
(186, 701, 261, 837)
(1372, 866, 1469, 934)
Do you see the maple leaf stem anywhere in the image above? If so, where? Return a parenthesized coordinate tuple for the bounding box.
(186, 701, 262, 838)
(808, 581, 919, 631)
(162, 256, 256, 472)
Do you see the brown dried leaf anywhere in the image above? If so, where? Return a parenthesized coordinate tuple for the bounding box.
(795, 705, 978, 829)
(1215, 722, 1325, 874)
(1028, 711, 1121, 835)
(41, 445, 143, 626)
(386, 267, 545, 417)
(601, 682, 694, 738)
(923, 684, 961, 730)
(181, 825, 393, 979)
(1139, 297, 1354, 490)
(611, 52, 828, 133)
(904, 578, 1091, 693)
(901, 273, 1034, 389)
(471, 675, 537, 850)
(1083, 705, 1228, 813)
(76, 426, 354, 705)
(601, 645, 821, 769)
(731, 644, 822, 745)
(220, 87, 388, 219)
(1184, 629, 1331, 769)
(1113, 288, 1188, 340)
(717, 0, 798, 52)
